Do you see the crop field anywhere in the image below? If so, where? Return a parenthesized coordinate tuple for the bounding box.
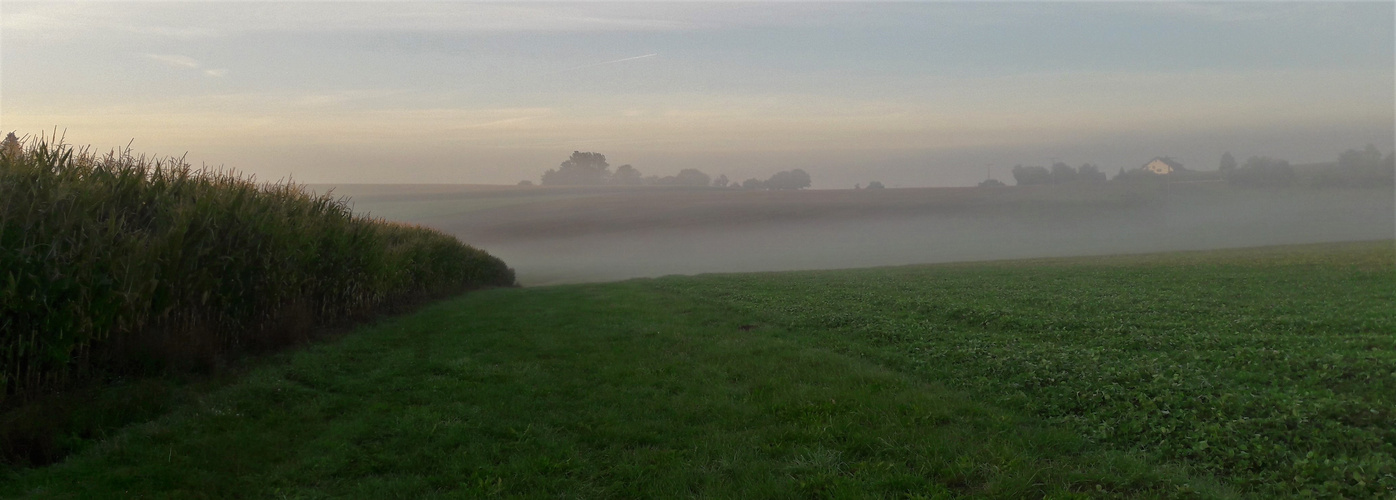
(0, 138, 514, 459)
(660, 241, 1396, 497)
(5, 241, 1390, 497)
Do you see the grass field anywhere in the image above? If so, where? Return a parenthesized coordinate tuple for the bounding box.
(4, 241, 1392, 497)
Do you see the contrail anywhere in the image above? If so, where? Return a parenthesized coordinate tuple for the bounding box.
(555, 53, 657, 74)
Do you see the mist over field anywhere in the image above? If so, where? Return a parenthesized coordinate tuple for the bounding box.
(319, 184, 1395, 285)
(5, 0, 1393, 282)
(9, 2, 1396, 495)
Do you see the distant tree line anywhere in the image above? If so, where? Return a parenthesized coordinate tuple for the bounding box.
(1223, 156, 1295, 188)
(747, 169, 812, 190)
(532, 151, 811, 190)
(1219, 145, 1393, 188)
(1010, 162, 1107, 186)
(1309, 145, 1395, 188)
(1000, 145, 1393, 189)
(532, 147, 1390, 191)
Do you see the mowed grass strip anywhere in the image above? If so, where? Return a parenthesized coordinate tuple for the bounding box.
(2, 282, 1223, 498)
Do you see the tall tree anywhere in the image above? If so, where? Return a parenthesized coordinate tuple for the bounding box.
(1228, 156, 1295, 187)
(0, 132, 19, 158)
(611, 164, 643, 185)
(541, 151, 611, 185)
(1078, 163, 1107, 183)
(1011, 165, 1051, 186)
(675, 168, 712, 187)
(1219, 152, 1237, 172)
(765, 169, 811, 190)
(1337, 145, 1394, 186)
(1049, 162, 1078, 183)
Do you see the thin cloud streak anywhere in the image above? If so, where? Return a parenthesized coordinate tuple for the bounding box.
(143, 53, 228, 78)
(3, 3, 1388, 187)
(145, 53, 200, 69)
(553, 54, 658, 74)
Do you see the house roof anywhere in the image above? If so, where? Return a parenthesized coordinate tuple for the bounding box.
(1145, 157, 1185, 170)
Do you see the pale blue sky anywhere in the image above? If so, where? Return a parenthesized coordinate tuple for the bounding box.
(2, 2, 1392, 187)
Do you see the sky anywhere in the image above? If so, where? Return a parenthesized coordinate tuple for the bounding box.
(1, 2, 1392, 188)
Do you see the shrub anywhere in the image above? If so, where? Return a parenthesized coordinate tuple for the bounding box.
(764, 169, 811, 190)
(1111, 168, 1165, 183)
(541, 151, 610, 185)
(1227, 156, 1295, 187)
(1336, 145, 1395, 187)
(1077, 163, 1107, 183)
(0, 135, 514, 403)
(1011, 165, 1051, 186)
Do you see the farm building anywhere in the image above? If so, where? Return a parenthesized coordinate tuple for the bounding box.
(1143, 157, 1185, 175)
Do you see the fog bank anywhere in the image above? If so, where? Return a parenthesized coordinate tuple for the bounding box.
(392, 187, 1394, 286)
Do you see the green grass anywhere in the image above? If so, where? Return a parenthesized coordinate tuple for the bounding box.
(5, 241, 1391, 497)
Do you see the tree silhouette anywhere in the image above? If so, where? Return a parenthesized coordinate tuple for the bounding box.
(675, 168, 712, 187)
(1336, 144, 1394, 186)
(1228, 156, 1295, 187)
(1077, 163, 1107, 183)
(765, 169, 811, 190)
(1011, 165, 1051, 185)
(611, 164, 643, 185)
(1219, 152, 1237, 172)
(1, 132, 19, 158)
(541, 151, 611, 185)
(1049, 162, 1078, 183)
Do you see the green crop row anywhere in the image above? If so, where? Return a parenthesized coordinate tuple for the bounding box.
(661, 244, 1395, 497)
(0, 135, 514, 403)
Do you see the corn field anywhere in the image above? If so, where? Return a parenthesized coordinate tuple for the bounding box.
(0, 134, 515, 403)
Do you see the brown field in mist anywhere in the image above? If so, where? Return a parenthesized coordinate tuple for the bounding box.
(313, 182, 1395, 285)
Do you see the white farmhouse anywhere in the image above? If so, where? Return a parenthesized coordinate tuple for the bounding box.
(1142, 157, 1185, 175)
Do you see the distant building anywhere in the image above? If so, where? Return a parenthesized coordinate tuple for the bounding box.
(1143, 157, 1185, 175)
